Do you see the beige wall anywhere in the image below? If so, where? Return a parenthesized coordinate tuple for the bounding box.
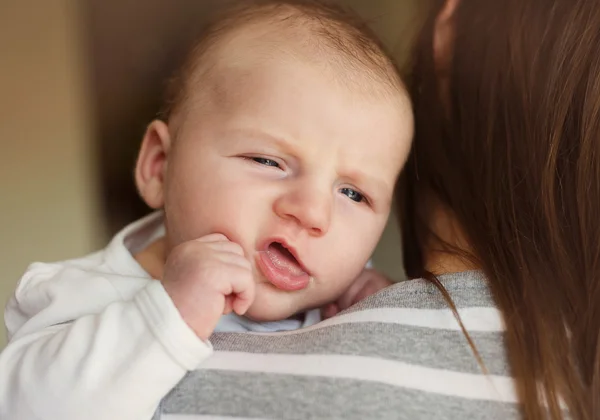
(346, 0, 420, 62)
(0, 1, 102, 347)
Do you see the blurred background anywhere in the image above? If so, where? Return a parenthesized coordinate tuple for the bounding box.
(1, 0, 420, 348)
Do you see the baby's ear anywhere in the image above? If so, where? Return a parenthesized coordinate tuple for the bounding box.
(135, 120, 172, 209)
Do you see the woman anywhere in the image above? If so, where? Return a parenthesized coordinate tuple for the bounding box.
(400, 0, 599, 418)
(156, 0, 596, 418)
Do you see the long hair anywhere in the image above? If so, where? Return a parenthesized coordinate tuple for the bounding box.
(399, 0, 600, 418)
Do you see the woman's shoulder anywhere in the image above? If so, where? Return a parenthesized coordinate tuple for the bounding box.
(160, 271, 519, 420)
(350, 270, 497, 312)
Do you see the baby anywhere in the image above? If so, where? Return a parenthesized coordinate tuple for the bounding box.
(0, 1, 413, 419)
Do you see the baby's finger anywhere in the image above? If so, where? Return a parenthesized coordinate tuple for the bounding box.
(321, 303, 340, 319)
(196, 233, 230, 243)
(223, 295, 234, 315)
(208, 240, 246, 257)
(214, 251, 252, 271)
(228, 269, 256, 316)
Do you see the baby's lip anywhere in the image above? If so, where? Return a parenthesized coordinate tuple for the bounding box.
(259, 237, 312, 277)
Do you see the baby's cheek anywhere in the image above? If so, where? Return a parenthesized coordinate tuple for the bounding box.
(316, 267, 359, 301)
(309, 224, 382, 296)
(326, 251, 369, 282)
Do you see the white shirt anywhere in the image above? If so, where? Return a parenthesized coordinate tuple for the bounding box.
(0, 212, 319, 420)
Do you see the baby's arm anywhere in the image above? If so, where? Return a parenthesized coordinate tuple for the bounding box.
(0, 269, 210, 420)
(0, 234, 253, 420)
(321, 268, 393, 318)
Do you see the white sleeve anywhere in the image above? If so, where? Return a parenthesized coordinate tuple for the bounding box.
(0, 266, 212, 420)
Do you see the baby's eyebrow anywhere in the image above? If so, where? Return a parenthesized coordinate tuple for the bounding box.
(228, 127, 296, 153)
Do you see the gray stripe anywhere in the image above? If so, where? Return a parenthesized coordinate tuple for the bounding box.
(160, 371, 520, 420)
(151, 406, 162, 420)
(345, 271, 495, 313)
(210, 323, 510, 376)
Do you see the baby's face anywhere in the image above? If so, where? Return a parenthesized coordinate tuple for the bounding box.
(162, 56, 413, 321)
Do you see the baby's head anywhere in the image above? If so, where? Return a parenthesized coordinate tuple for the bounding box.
(135, 0, 413, 321)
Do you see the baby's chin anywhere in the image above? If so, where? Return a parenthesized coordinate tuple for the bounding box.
(243, 291, 317, 323)
(238, 281, 306, 322)
(243, 304, 304, 323)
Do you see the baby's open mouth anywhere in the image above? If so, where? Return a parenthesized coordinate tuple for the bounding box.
(256, 241, 311, 291)
(266, 242, 305, 276)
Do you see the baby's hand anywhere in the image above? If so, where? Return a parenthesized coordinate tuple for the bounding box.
(161, 233, 255, 341)
(321, 269, 392, 319)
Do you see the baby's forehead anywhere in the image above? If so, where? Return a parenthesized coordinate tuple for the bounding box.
(185, 21, 413, 140)
(184, 12, 407, 106)
(186, 46, 411, 147)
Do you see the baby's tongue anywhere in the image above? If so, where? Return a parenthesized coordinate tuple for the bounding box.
(266, 243, 306, 276)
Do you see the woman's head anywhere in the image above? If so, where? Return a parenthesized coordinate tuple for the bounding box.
(399, 0, 600, 418)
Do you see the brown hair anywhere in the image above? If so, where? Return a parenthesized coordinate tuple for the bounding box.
(159, 0, 404, 125)
(399, 0, 600, 418)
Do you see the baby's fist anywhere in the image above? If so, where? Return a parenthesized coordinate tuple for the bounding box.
(161, 234, 255, 340)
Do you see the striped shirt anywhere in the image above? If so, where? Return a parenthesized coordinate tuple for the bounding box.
(154, 271, 520, 419)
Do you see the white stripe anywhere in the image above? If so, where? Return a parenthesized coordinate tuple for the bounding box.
(246, 307, 504, 336)
(201, 352, 517, 403)
(163, 416, 265, 420)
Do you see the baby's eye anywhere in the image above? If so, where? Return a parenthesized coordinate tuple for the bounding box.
(340, 187, 365, 203)
(250, 157, 280, 168)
